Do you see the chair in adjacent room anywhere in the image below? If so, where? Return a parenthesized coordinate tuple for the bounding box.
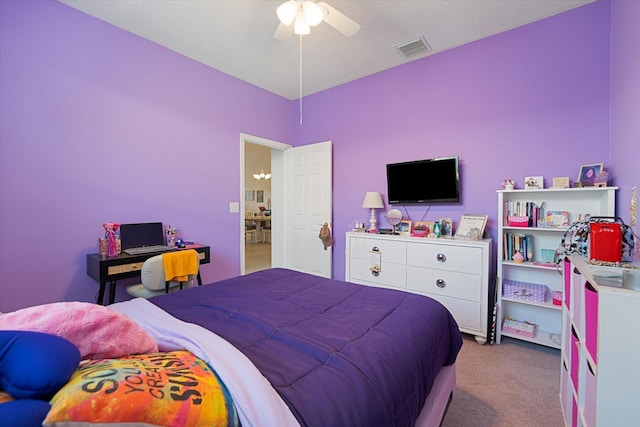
(126, 249, 199, 298)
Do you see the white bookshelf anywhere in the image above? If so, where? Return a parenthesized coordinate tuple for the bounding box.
(496, 187, 616, 348)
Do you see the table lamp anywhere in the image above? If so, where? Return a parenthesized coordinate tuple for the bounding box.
(362, 192, 384, 233)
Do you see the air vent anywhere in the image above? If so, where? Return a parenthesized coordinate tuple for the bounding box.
(394, 36, 431, 59)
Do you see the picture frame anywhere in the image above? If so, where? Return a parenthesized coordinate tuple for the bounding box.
(438, 217, 453, 237)
(552, 177, 570, 188)
(245, 190, 255, 201)
(411, 221, 432, 237)
(397, 219, 412, 236)
(256, 190, 264, 203)
(577, 163, 604, 186)
(454, 214, 488, 241)
(524, 176, 543, 190)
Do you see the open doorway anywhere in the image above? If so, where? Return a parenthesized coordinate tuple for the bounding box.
(244, 142, 272, 274)
(240, 134, 291, 275)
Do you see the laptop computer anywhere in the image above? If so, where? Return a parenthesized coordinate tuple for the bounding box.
(120, 222, 175, 255)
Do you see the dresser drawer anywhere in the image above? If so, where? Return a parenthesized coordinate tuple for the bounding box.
(421, 293, 482, 332)
(348, 236, 407, 264)
(407, 266, 481, 302)
(349, 257, 406, 290)
(407, 242, 481, 274)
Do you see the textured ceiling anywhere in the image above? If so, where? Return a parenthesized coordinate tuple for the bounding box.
(58, 0, 596, 100)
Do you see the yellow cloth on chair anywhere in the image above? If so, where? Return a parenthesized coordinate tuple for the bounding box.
(162, 249, 198, 282)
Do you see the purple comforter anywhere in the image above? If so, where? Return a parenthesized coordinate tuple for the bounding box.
(150, 268, 462, 427)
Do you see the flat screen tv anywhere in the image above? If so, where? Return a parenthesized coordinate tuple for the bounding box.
(386, 156, 460, 204)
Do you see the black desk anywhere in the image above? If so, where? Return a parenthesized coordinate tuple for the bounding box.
(86, 244, 210, 305)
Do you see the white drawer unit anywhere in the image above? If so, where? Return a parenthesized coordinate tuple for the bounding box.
(346, 232, 491, 344)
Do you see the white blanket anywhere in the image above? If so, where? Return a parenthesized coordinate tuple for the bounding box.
(110, 298, 299, 427)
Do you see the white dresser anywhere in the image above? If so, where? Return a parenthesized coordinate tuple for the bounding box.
(345, 232, 492, 344)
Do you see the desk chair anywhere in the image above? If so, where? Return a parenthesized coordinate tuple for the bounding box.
(126, 250, 199, 298)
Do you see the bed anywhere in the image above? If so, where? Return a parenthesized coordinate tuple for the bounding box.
(1, 268, 462, 426)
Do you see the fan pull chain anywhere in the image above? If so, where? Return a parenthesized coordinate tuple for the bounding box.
(299, 34, 303, 125)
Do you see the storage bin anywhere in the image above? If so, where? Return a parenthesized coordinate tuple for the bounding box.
(508, 216, 529, 227)
(503, 279, 548, 303)
(503, 318, 536, 338)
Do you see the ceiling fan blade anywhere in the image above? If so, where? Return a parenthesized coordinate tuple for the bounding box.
(273, 21, 293, 40)
(317, 2, 361, 37)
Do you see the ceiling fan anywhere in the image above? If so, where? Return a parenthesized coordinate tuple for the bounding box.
(274, 0, 361, 39)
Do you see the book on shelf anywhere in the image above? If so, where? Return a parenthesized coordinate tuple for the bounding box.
(503, 233, 533, 261)
(503, 201, 546, 227)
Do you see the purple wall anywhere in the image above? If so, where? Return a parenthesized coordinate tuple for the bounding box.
(0, 0, 292, 311)
(296, 0, 613, 280)
(611, 0, 640, 262)
(1, 0, 634, 312)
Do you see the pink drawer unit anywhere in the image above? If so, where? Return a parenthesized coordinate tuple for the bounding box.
(584, 362, 597, 426)
(570, 326, 580, 393)
(584, 282, 598, 364)
(563, 258, 572, 310)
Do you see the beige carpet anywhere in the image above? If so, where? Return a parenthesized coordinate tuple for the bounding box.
(442, 334, 563, 427)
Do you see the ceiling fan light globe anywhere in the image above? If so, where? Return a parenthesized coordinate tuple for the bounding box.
(277, 0, 298, 26)
(303, 1, 324, 26)
(294, 11, 310, 35)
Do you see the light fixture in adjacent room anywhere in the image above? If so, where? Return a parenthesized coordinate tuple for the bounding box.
(253, 147, 271, 181)
(362, 192, 384, 233)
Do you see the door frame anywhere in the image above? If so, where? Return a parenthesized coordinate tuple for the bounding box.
(240, 133, 291, 274)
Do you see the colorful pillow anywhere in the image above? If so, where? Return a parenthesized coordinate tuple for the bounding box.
(0, 301, 158, 359)
(44, 350, 239, 427)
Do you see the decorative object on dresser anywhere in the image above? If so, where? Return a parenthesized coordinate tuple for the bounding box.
(397, 219, 412, 236)
(496, 187, 617, 349)
(411, 221, 432, 237)
(560, 255, 640, 426)
(385, 208, 403, 234)
(345, 232, 492, 344)
(454, 214, 487, 241)
(361, 191, 384, 233)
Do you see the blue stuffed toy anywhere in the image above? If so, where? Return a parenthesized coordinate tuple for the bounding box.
(0, 330, 80, 427)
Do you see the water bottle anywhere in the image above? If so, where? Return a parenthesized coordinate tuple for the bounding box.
(433, 221, 441, 238)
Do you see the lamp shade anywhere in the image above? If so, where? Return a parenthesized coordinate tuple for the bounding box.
(277, 0, 298, 25)
(362, 192, 384, 209)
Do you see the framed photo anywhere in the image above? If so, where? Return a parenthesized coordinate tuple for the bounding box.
(438, 217, 453, 237)
(245, 190, 255, 201)
(411, 221, 432, 237)
(578, 163, 604, 186)
(524, 176, 543, 190)
(397, 219, 412, 236)
(256, 190, 264, 203)
(454, 214, 488, 241)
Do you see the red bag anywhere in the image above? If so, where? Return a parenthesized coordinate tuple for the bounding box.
(589, 219, 622, 262)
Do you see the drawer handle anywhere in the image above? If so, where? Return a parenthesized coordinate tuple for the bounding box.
(436, 253, 446, 263)
(371, 246, 379, 252)
(436, 279, 446, 288)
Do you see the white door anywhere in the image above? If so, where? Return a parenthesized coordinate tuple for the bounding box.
(284, 141, 333, 278)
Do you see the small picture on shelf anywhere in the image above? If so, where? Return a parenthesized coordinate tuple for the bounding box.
(552, 177, 570, 188)
(397, 220, 412, 236)
(577, 163, 604, 186)
(524, 176, 543, 190)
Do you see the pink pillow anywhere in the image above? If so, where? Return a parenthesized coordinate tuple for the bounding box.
(0, 302, 158, 359)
